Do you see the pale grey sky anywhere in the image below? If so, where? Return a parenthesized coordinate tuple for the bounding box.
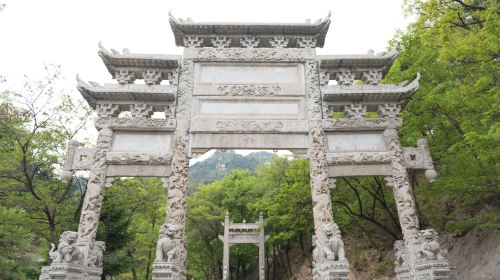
(0, 0, 414, 163)
(0, 0, 412, 86)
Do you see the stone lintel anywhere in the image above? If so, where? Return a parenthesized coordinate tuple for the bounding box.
(106, 165, 171, 177)
(94, 118, 176, 131)
(183, 47, 316, 62)
(322, 118, 403, 131)
(328, 164, 392, 178)
(190, 133, 309, 153)
(190, 119, 309, 134)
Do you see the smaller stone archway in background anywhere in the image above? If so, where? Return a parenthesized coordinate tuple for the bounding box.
(218, 212, 269, 280)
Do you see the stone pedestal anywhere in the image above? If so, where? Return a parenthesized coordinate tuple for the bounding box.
(152, 261, 183, 280)
(313, 260, 350, 280)
(46, 263, 85, 280)
(415, 260, 454, 280)
(39, 266, 50, 280)
(395, 265, 411, 280)
(86, 267, 103, 280)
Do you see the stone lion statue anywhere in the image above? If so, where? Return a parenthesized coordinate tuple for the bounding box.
(88, 241, 106, 268)
(155, 223, 180, 263)
(323, 222, 346, 261)
(416, 229, 446, 261)
(49, 231, 81, 264)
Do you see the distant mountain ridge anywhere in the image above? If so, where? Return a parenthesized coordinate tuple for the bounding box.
(187, 150, 273, 193)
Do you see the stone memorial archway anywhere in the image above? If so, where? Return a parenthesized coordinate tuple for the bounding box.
(40, 12, 453, 280)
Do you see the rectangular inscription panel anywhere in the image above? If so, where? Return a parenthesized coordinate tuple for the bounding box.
(326, 132, 386, 152)
(195, 98, 304, 119)
(194, 63, 305, 96)
(111, 132, 171, 153)
(198, 64, 300, 83)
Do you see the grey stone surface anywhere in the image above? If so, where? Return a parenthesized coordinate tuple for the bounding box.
(50, 15, 453, 280)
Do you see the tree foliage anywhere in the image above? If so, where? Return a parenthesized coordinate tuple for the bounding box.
(388, 0, 499, 231)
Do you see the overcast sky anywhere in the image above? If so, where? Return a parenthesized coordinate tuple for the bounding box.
(0, 0, 414, 161)
(0, 0, 413, 86)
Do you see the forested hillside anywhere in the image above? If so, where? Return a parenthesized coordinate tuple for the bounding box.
(0, 0, 498, 279)
(188, 151, 273, 193)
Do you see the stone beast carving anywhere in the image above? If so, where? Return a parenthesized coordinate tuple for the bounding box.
(155, 223, 181, 263)
(48, 231, 82, 264)
(415, 229, 447, 262)
(323, 222, 346, 261)
(312, 223, 346, 265)
(88, 241, 106, 268)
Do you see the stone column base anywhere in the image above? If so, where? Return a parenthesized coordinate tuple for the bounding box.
(313, 260, 350, 280)
(395, 266, 411, 280)
(39, 266, 50, 280)
(39, 264, 103, 280)
(152, 261, 185, 280)
(86, 267, 103, 280)
(43, 263, 85, 280)
(415, 260, 454, 280)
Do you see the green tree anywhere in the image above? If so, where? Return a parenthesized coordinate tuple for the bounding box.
(97, 177, 166, 280)
(0, 206, 35, 279)
(0, 66, 93, 277)
(388, 0, 499, 231)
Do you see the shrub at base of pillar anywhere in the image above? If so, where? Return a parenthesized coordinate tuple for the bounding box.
(152, 223, 186, 280)
(414, 229, 454, 279)
(312, 223, 350, 280)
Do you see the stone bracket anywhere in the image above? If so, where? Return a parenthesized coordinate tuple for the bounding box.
(403, 138, 437, 182)
(61, 140, 94, 183)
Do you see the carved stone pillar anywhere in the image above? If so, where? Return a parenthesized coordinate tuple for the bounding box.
(152, 121, 190, 279)
(222, 212, 230, 280)
(153, 59, 193, 280)
(306, 61, 349, 279)
(384, 129, 452, 279)
(76, 123, 113, 269)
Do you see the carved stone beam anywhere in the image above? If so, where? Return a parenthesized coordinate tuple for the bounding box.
(61, 140, 95, 184)
(402, 138, 437, 182)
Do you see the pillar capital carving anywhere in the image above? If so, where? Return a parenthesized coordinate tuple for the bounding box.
(240, 35, 260, 48)
(378, 103, 401, 118)
(212, 36, 231, 48)
(297, 36, 317, 48)
(362, 69, 383, 85)
(143, 70, 162, 85)
(130, 103, 154, 118)
(183, 36, 203, 48)
(115, 69, 136, 84)
(334, 69, 355, 85)
(269, 35, 289, 48)
(96, 103, 119, 118)
(344, 103, 367, 118)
